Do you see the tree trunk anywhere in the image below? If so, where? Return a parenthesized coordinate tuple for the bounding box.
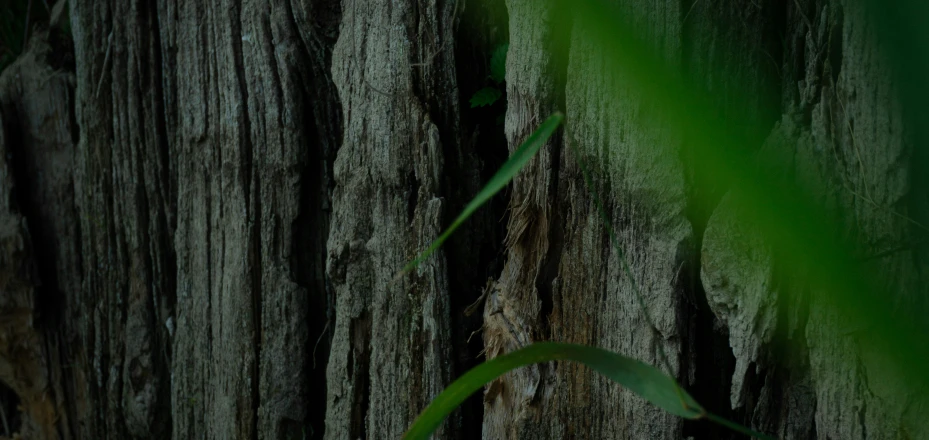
(0, 0, 925, 439)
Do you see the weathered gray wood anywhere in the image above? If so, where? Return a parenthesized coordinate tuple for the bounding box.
(549, 0, 691, 436)
(0, 0, 923, 439)
(478, 1, 563, 438)
(701, 1, 928, 439)
(160, 0, 342, 438)
(323, 0, 462, 438)
(479, 1, 692, 438)
(67, 0, 344, 438)
(0, 30, 81, 440)
(67, 1, 176, 436)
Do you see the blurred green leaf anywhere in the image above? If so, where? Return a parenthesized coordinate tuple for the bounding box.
(401, 111, 773, 439)
(865, 1, 929, 241)
(557, 0, 929, 384)
(409, 0, 927, 438)
(470, 86, 503, 108)
(399, 113, 563, 275)
(490, 42, 508, 83)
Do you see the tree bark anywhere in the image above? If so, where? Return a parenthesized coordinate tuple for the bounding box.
(0, 0, 925, 439)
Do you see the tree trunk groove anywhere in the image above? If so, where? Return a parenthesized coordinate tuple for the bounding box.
(0, 0, 925, 439)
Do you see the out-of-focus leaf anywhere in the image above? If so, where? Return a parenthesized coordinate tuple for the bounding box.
(470, 86, 503, 108)
(490, 42, 508, 83)
(556, 0, 929, 385)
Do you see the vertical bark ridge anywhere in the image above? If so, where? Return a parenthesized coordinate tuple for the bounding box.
(545, 1, 691, 438)
(3, 0, 925, 438)
(163, 0, 344, 438)
(324, 0, 459, 438)
(69, 0, 176, 436)
(480, 1, 563, 438)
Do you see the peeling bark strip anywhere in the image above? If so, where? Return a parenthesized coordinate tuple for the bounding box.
(0, 0, 924, 438)
(324, 0, 460, 438)
(480, 0, 563, 438)
(480, 1, 691, 439)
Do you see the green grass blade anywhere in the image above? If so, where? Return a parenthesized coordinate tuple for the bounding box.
(402, 342, 700, 440)
(403, 342, 774, 440)
(398, 112, 563, 275)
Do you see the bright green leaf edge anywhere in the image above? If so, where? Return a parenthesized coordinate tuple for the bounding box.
(403, 342, 773, 440)
(397, 112, 563, 276)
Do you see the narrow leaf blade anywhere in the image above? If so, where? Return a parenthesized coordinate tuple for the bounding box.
(402, 342, 704, 440)
(399, 113, 563, 274)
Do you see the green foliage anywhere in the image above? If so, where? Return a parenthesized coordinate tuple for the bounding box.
(401, 115, 771, 439)
(469, 86, 502, 108)
(398, 113, 563, 276)
(489, 42, 508, 83)
(559, 0, 929, 386)
(403, 342, 721, 440)
(470, 42, 509, 109)
(404, 0, 929, 437)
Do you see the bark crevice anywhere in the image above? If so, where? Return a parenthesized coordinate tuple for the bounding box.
(2, 1, 925, 438)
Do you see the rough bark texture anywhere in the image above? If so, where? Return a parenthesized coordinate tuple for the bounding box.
(0, 30, 78, 440)
(551, 1, 691, 437)
(700, 1, 929, 439)
(478, 1, 561, 438)
(322, 0, 462, 438)
(481, 1, 691, 439)
(0, 0, 926, 439)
